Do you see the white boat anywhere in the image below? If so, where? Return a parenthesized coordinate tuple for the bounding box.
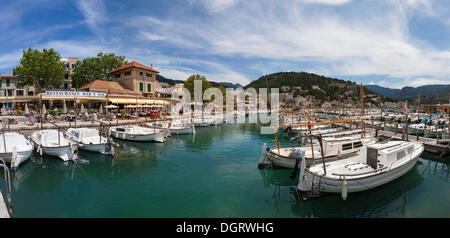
(146, 120, 195, 135)
(193, 118, 211, 127)
(29, 130, 77, 162)
(297, 140, 424, 198)
(0, 132, 33, 169)
(66, 128, 113, 155)
(109, 126, 166, 142)
(261, 136, 377, 169)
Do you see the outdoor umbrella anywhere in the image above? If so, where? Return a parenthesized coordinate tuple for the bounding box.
(1, 104, 6, 116)
(42, 104, 47, 115)
(81, 104, 85, 113)
(63, 101, 67, 113)
(24, 103, 29, 114)
(99, 104, 103, 114)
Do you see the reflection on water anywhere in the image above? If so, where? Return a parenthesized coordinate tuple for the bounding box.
(289, 162, 425, 218)
(3, 123, 450, 217)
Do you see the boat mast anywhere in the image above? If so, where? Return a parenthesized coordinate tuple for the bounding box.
(360, 84, 365, 138)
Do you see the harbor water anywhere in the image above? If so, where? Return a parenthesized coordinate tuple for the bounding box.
(1, 123, 449, 217)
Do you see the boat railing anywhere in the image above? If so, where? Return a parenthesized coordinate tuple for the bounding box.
(333, 166, 389, 177)
(0, 157, 13, 217)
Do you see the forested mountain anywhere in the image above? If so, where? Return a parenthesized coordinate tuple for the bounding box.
(365, 84, 450, 99)
(156, 74, 242, 89)
(406, 91, 450, 105)
(244, 72, 388, 104)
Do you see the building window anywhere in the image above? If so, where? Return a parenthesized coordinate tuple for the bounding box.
(115, 74, 121, 78)
(147, 73, 152, 77)
(64, 83, 68, 89)
(124, 71, 131, 76)
(7, 89, 13, 96)
(6, 79, 10, 87)
(147, 83, 151, 92)
(65, 74, 69, 79)
(72, 64, 76, 69)
(0, 79, 2, 87)
(140, 71, 143, 76)
(28, 91, 34, 96)
(16, 90, 24, 96)
(139, 82, 143, 92)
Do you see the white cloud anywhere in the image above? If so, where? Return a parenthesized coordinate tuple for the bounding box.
(75, 0, 106, 32)
(139, 31, 165, 41)
(301, 0, 350, 5)
(134, 0, 449, 87)
(0, 51, 22, 73)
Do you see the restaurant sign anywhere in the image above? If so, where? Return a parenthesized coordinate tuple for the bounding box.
(45, 91, 106, 98)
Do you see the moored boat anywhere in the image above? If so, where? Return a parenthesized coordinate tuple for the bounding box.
(66, 128, 114, 155)
(261, 135, 377, 169)
(109, 126, 166, 142)
(0, 132, 33, 169)
(297, 140, 424, 199)
(29, 130, 77, 162)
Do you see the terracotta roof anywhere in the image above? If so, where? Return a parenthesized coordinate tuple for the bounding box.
(80, 80, 125, 91)
(109, 61, 160, 74)
(0, 74, 14, 78)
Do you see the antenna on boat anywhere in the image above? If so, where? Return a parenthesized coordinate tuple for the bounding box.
(316, 134, 326, 176)
(360, 84, 365, 139)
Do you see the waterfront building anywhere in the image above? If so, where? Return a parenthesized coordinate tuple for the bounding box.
(422, 104, 450, 114)
(109, 61, 161, 97)
(0, 74, 36, 112)
(60, 57, 79, 90)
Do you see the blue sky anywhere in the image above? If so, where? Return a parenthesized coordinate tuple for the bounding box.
(0, 0, 449, 88)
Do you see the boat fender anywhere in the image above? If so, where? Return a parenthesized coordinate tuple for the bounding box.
(11, 146, 18, 169)
(296, 150, 308, 192)
(342, 177, 347, 201)
(38, 146, 43, 156)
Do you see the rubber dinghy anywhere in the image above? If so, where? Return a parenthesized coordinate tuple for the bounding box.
(30, 130, 77, 162)
(297, 140, 424, 199)
(0, 132, 33, 169)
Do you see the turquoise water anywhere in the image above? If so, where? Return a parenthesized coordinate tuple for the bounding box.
(2, 123, 449, 217)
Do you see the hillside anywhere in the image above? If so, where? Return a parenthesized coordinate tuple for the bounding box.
(244, 72, 388, 104)
(157, 74, 242, 89)
(406, 91, 450, 105)
(365, 84, 450, 99)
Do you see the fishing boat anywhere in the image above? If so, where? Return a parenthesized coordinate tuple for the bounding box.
(0, 132, 33, 169)
(109, 125, 166, 142)
(261, 135, 377, 169)
(146, 120, 195, 135)
(29, 130, 77, 162)
(297, 140, 424, 199)
(66, 128, 114, 155)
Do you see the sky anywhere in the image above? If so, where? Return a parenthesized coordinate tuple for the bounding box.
(0, 0, 449, 88)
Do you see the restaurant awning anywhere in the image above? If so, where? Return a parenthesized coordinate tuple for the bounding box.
(41, 96, 107, 101)
(108, 98, 136, 104)
(108, 98, 170, 105)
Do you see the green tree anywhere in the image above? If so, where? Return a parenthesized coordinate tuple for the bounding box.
(184, 74, 212, 99)
(71, 52, 127, 88)
(13, 48, 65, 92)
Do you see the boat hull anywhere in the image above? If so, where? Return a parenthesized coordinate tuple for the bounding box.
(39, 144, 76, 162)
(169, 127, 194, 135)
(0, 150, 33, 169)
(304, 148, 423, 193)
(110, 130, 165, 142)
(78, 143, 111, 155)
